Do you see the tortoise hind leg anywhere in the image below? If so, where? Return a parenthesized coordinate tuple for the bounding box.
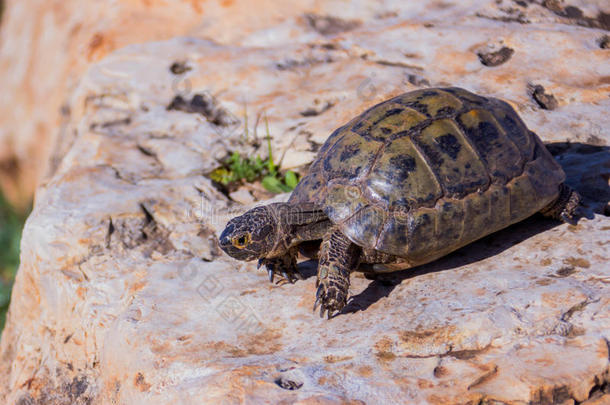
(540, 183, 581, 225)
(314, 228, 360, 319)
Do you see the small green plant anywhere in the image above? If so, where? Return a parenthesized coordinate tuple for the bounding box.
(209, 115, 300, 194)
(0, 192, 28, 332)
(209, 152, 266, 185)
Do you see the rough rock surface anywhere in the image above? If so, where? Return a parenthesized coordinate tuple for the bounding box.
(1, 1, 610, 404)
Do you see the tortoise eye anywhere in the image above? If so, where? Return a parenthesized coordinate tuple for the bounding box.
(232, 233, 251, 249)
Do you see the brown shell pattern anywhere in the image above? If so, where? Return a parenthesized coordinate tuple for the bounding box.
(289, 87, 565, 262)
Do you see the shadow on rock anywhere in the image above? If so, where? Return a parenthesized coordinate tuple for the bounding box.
(341, 142, 610, 315)
(342, 215, 559, 314)
(546, 142, 610, 218)
(297, 259, 319, 280)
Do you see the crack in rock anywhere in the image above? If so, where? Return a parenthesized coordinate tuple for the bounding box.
(303, 13, 362, 36)
(167, 93, 239, 127)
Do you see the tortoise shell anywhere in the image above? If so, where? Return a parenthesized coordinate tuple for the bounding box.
(289, 87, 565, 266)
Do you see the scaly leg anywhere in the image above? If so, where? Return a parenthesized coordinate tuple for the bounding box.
(540, 183, 581, 225)
(258, 247, 300, 284)
(257, 204, 329, 285)
(314, 228, 360, 319)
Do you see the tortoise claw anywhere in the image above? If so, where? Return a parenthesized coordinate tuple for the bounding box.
(258, 251, 299, 285)
(313, 286, 323, 312)
(314, 279, 347, 320)
(275, 279, 288, 286)
(271, 271, 296, 284)
(313, 296, 321, 312)
(560, 211, 577, 226)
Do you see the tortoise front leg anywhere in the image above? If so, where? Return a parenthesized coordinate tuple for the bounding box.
(314, 229, 360, 319)
(258, 246, 300, 284)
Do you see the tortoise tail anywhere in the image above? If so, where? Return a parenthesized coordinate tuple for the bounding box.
(540, 183, 581, 225)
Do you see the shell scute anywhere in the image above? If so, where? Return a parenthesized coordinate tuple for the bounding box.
(435, 133, 461, 160)
(508, 175, 540, 221)
(342, 205, 386, 248)
(525, 137, 565, 200)
(443, 87, 489, 106)
(367, 136, 442, 209)
(414, 118, 489, 198)
(375, 216, 409, 254)
(489, 100, 534, 161)
(456, 109, 522, 184)
(404, 208, 437, 259)
(461, 190, 493, 243)
(323, 183, 368, 223)
(396, 88, 464, 117)
(322, 132, 383, 181)
(434, 199, 465, 248)
(352, 101, 427, 141)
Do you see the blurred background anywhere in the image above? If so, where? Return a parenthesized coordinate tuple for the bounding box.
(0, 190, 25, 332)
(0, 0, 28, 332)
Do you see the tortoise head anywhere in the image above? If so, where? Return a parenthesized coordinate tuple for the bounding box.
(219, 206, 278, 261)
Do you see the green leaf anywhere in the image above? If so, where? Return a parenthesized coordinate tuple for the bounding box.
(262, 176, 291, 194)
(254, 156, 265, 170)
(264, 116, 276, 176)
(244, 163, 258, 182)
(229, 151, 240, 166)
(284, 170, 299, 189)
(208, 168, 231, 185)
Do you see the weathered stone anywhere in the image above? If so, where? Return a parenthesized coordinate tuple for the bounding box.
(477, 46, 515, 67)
(1, 1, 609, 404)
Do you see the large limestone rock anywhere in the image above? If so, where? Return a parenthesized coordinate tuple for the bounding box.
(1, 1, 609, 404)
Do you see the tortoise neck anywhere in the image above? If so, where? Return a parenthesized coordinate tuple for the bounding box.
(268, 202, 327, 226)
(263, 203, 329, 257)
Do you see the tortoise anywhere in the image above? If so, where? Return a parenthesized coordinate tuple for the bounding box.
(219, 87, 580, 318)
